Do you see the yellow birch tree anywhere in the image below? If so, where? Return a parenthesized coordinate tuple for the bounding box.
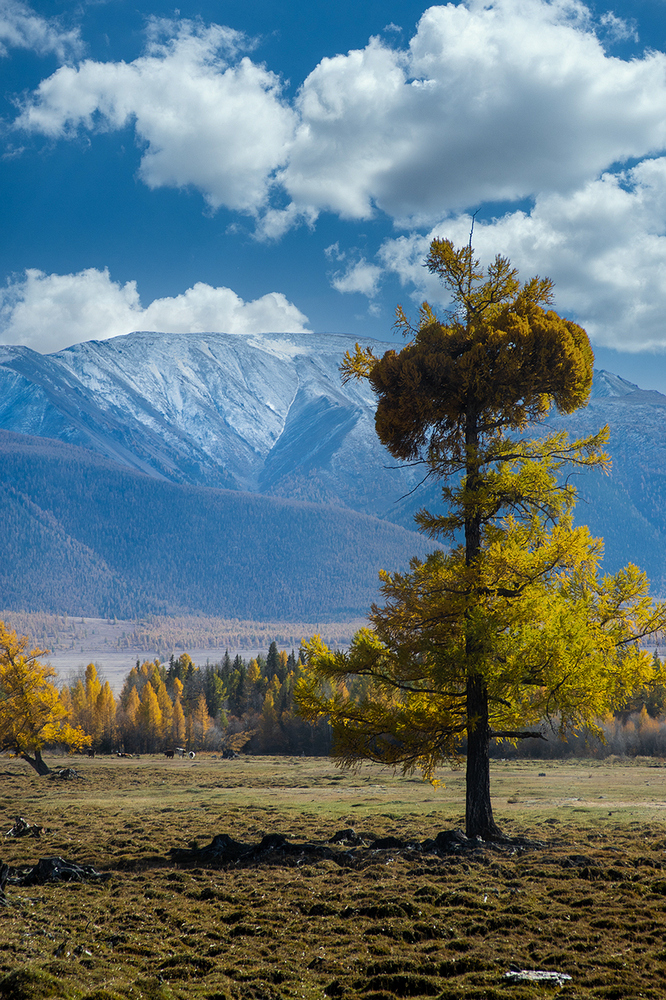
(0, 621, 90, 774)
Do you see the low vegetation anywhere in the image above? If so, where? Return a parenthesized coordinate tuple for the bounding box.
(1, 755, 666, 1000)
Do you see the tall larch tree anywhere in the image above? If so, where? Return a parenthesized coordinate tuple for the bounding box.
(96, 680, 117, 752)
(139, 682, 163, 752)
(172, 677, 186, 746)
(297, 239, 666, 840)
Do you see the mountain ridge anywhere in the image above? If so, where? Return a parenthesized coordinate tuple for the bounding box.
(0, 427, 436, 620)
(2, 332, 666, 608)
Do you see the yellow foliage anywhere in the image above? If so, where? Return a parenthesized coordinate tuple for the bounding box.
(300, 238, 666, 840)
(0, 620, 90, 773)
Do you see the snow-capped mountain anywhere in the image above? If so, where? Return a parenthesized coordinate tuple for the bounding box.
(2, 333, 666, 592)
(0, 331, 419, 519)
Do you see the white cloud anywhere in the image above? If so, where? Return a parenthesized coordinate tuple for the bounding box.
(11, 0, 666, 355)
(141, 283, 310, 337)
(331, 259, 383, 297)
(0, 0, 82, 60)
(17, 0, 666, 226)
(0, 268, 310, 353)
(599, 11, 637, 44)
(17, 18, 296, 214)
(280, 0, 666, 224)
(378, 157, 666, 351)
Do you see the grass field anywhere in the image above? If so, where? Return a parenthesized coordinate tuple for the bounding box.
(2, 754, 666, 1000)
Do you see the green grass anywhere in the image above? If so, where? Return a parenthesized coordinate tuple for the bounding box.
(1, 754, 666, 999)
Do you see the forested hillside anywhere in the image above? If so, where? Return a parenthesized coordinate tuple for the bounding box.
(0, 431, 435, 620)
(2, 333, 666, 593)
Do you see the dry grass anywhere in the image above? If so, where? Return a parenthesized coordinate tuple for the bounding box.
(1, 755, 666, 1000)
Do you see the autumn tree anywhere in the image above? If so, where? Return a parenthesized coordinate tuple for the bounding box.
(0, 621, 90, 774)
(138, 682, 163, 752)
(172, 677, 186, 745)
(297, 239, 666, 840)
(96, 680, 117, 751)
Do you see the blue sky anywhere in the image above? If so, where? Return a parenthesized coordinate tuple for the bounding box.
(2, 0, 666, 391)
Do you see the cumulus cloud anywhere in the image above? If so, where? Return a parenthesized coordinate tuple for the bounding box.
(11, 0, 666, 354)
(16, 0, 666, 226)
(0, 268, 310, 353)
(280, 0, 666, 224)
(378, 157, 666, 351)
(17, 18, 296, 214)
(0, 0, 82, 60)
(331, 259, 383, 297)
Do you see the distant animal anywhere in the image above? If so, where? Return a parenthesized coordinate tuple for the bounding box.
(86, 748, 95, 758)
(175, 747, 186, 757)
(188, 751, 196, 759)
(164, 750, 174, 759)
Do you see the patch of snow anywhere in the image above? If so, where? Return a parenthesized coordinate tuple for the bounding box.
(591, 369, 639, 398)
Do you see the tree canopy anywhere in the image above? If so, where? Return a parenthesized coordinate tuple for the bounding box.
(0, 621, 90, 774)
(297, 238, 666, 840)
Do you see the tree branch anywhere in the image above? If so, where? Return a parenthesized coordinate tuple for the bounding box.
(490, 730, 547, 741)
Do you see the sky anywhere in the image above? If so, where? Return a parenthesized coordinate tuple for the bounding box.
(2, 0, 666, 391)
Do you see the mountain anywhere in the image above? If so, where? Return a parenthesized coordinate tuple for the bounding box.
(0, 430, 435, 620)
(0, 331, 420, 521)
(1, 331, 666, 603)
(541, 368, 666, 590)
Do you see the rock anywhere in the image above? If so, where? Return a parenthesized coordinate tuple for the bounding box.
(504, 970, 572, 986)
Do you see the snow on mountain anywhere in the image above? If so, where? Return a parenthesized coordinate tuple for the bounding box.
(1, 330, 666, 590)
(589, 369, 640, 398)
(0, 330, 417, 516)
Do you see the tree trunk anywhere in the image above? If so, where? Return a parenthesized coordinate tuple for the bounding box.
(463, 403, 502, 840)
(465, 674, 503, 839)
(20, 749, 51, 776)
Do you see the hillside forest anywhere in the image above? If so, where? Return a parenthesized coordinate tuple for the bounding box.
(55, 643, 666, 760)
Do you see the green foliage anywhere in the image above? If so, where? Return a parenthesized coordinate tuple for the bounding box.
(298, 543, 666, 771)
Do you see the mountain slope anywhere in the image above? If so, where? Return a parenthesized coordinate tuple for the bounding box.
(0, 430, 435, 620)
(0, 332, 416, 516)
(1, 332, 666, 594)
(543, 370, 666, 589)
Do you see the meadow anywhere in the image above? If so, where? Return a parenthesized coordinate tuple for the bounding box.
(2, 754, 666, 1000)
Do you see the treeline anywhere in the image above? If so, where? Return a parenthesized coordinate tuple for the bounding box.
(118, 616, 364, 654)
(0, 609, 364, 657)
(492, 709, 666, 760)
(58, 646, 666, 760)
(60, 642, 331, 756)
